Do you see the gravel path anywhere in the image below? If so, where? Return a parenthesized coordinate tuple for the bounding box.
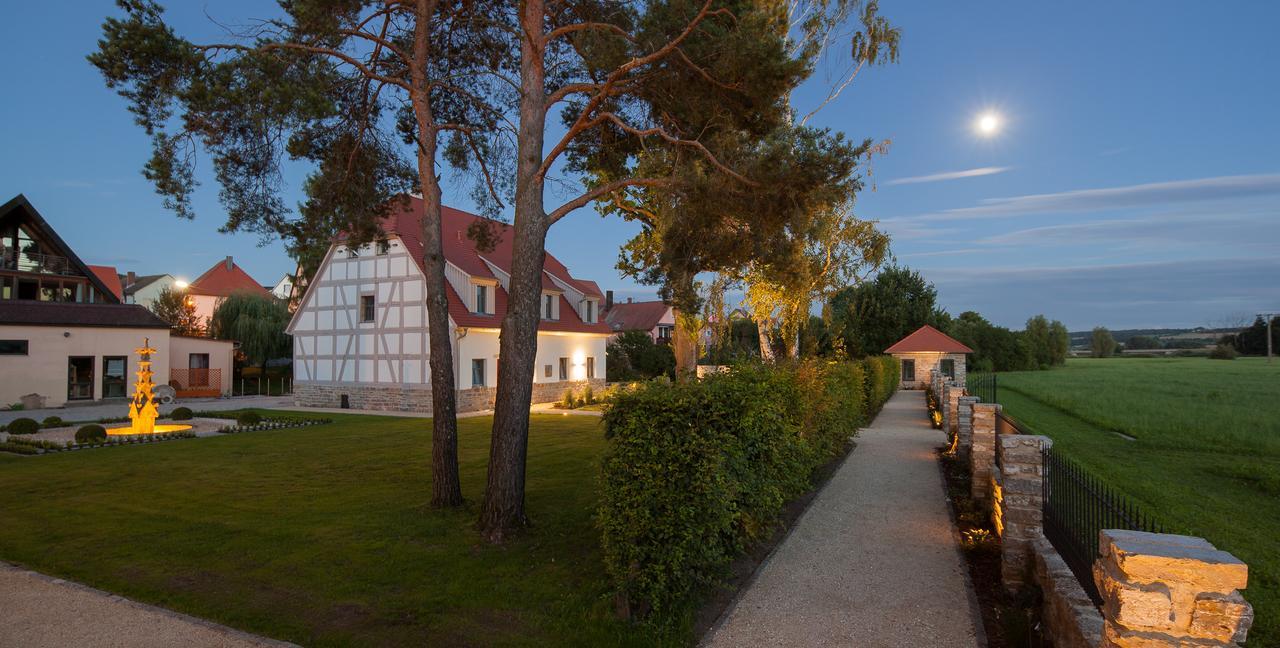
(0, 563, 295, 648)
(703, 389, 983, 648)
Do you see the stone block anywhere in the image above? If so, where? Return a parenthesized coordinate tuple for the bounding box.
(1189, 591, 1252, 643)
(1095, 561, 1175, 629)
(1101, 621, 1222, 648)
(1099, 530, 1248, 592)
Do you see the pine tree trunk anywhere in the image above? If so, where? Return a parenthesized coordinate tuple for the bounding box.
(411, 3, 463, 508)
(479, 0, 546, 541)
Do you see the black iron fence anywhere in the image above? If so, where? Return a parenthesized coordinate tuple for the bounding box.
(1042, 447, 1163, 605)
(966, 372, 997, 404)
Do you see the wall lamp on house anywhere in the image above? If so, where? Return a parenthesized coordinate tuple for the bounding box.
(571, 350, 587, 381)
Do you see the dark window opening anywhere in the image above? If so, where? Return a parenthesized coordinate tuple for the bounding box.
(902, 359, 915, 382)
(103, 356, 127, 399)
(475, 285, 487, 314)
(941, 358, 956, 379)
(0, 339, 29, 355)
(586, 356, 595, 379)
(361, 295, 375, 323)
(558, 357, 568, 381)
(472, 359, 486, 387)
(544, 364, 552, 378)
(68, 356, 94, 401)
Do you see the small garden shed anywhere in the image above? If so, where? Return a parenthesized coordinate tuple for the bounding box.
(885, 324, 972, 389)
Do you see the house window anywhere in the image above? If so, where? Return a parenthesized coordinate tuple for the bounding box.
(544, 294, 555, 320)
(657, 325, 673, 342)
(544, 364, 552, 378)
(376, 240, 390, 255)
(941, 358, 956, 380)
(68, 356, 94, 401)
(583, 300, 595, 323)
(475, 285, 488, 314)
(360, 295, 375, 323)
(901, 359, 915, 383)
(472, 359, 486, 387)
(558, 357, 568, 381)
(189, 353, 211, 388)
(103, 356, 127, 399)
(0, 339, 28, 355)
(586, 356, 595, 379)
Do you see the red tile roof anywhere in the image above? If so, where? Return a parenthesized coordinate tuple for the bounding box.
(884, 325, 973, 354)
(188, 258, 272, 298)
(379, 197, 612, 335)
(86, 265, 123, 301)
(605, 301, 671, 333)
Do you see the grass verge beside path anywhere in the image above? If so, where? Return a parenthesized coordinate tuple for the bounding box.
(0, 410, 682, 647)
(997, 369, 1280, 645)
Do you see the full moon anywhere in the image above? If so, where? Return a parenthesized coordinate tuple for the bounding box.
(976, 112, 1001, 136)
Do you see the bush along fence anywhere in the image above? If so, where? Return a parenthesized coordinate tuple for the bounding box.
(597, 356, 898, 621)
(945, 389, 1255, 647)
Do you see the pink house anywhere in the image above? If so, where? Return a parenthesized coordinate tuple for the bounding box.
(604, 296, 675, 343)
(185, 256, 273, 327)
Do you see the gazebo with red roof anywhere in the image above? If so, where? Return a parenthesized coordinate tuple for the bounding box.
(884, 324, 973, 389)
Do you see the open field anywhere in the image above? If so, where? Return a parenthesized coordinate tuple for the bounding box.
(998, 357, 1280, 644)
(0, 411, 681, 647)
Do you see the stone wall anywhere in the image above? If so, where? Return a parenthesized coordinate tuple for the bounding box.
(970, 403, 999, 505)
(1094, 530, 1253, 646)
(294, 378, 605, 414)
(1033, 535, 1105, 648)
(956, 395, 978, 458)
(995, 433, 1050, 590)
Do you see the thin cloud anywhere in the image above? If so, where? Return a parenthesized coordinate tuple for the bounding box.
(977, 211, 1274, 246)
(885, 166, 1011, 186)
(898, 247, 987, 258)
(889, 172, 1280, 224)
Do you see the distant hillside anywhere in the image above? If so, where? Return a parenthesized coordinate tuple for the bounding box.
(1067, 327, 1238, 349)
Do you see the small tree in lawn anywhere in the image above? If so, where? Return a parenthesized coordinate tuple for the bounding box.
(149, 286, 203, 336)
(1091, 326, 1118, 358)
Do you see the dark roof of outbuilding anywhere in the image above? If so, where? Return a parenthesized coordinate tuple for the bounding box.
(0, 301, 170, 329)
(604, 301, 671, 332)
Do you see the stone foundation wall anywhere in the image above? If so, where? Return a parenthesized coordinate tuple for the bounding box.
(1033, 535, 1105, 648)
(294, 378, 605, 414)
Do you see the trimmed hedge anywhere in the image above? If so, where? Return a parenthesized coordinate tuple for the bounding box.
(75, 424, 108, 444)
(170, 407, 194, 420)
(41, 416, 64, 428)
(598, 356, 898, 619)
(6, 418, 39, 435)
(236, 411, 262, 426)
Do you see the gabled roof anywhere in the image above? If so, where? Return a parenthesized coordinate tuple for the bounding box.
(121, 273, 171, 296)
(86, 265, 123, 301)
(0, 194, 121, 303)
(373, 196, 612, 335)
(188, 257, 271, 298)
(605, 301, 671, 333)
(884, 324, 973, 354)
(0, 301, 169, 329)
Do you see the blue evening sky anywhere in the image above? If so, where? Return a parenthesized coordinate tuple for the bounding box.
(2, 2, 1277, 330)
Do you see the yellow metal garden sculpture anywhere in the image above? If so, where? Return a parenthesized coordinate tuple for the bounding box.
(110, 338, 191, 436)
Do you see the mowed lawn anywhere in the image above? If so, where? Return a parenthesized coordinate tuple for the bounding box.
(998, 358, 1280, 643)
(0, 412, 681, 647)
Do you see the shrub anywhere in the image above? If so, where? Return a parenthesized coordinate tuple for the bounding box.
(582, 385, 595, 405)
(1208, 344, 1238, 360)
(598, 359, 878, 619)
(236, 411, 262, 426)
(0, 442, 40, 455)
(75, 424, 108, 444)
(558, 388, 575, 409)
(6, 417, 39, 435)
(170, 407, 194, 420)
(41, 416, 64, 428)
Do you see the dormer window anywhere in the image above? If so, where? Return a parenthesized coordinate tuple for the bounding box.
(376, 240, 390, 255)
(543, 293, 557, 320)
(582, 299, 597, 324)
(475, 284, 489, 314)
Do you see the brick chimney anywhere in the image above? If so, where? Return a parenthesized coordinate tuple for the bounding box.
(605, 290, 614, 311)
(627, 297, 633, 304)
(224, 256, 234, 271)
(126, 271, 136, 287)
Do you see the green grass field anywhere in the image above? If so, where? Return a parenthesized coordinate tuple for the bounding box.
(0, 411, 682, 647)
(998, 357, 1280, 644)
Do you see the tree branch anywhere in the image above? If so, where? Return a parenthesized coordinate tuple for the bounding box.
(546, 177, 672, 224)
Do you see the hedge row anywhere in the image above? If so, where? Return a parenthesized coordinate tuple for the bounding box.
(598, 356, 899, 619)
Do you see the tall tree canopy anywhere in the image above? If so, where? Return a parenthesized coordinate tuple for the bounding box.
(92, 0, 514, 509)
(148, 286, 204, 336)
(209, 292, 292, 367)
(1091, 326, 1117, 358)
(827, 265, 949, 358)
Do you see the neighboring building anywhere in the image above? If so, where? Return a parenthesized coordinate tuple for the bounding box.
(186, 256, 272, 326)
(287, 198, 611, 414)
(885, 324, 973, 390)
(269, 273, 293, 300)
(604, 297, 675, 343)
(0, 195, 233, 408)
(120, 272, 178, 309)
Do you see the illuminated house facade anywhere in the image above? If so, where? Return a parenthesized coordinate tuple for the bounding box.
(0, 195, 233, 408)
(885, 324, 973, 390)
(287, 197, 610, 413)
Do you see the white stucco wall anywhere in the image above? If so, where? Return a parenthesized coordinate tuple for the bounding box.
(169, 335, 235, 395)
(0, 325, 171, 408)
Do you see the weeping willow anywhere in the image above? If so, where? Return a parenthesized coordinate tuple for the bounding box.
(209, 292, 292, 368)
